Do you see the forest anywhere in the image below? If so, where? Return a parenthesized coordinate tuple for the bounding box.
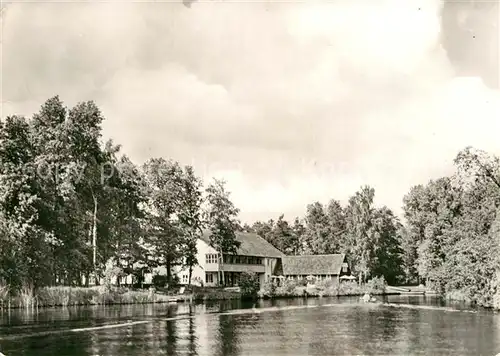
(0, 97, 499, 309)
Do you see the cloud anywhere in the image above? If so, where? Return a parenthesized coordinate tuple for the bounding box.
(2, 0, 499, 222)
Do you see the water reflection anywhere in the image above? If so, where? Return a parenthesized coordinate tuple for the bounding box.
(165, 306, 177, 356)
(188, 304, 198, 356)
(216, 314, 240, 356)
(1, 296, 499, 356)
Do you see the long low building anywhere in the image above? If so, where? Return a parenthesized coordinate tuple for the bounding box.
(281, 254, 351, 284)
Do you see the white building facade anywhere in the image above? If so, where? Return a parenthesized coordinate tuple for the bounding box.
(175, 231, 284, 288)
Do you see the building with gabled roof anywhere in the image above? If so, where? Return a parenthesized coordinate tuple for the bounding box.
(281, 254, 351, 284)
(175, 231, 285, 288)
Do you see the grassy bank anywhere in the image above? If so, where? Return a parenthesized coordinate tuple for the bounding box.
(0, 286, 188, 309)
(259, 277, 387, 299)
(0, 277, 388, 309)
(0, 285, 245, 309)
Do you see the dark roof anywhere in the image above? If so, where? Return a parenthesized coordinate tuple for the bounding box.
(282, 254, 346, 276)
(200, 231, 284, 258)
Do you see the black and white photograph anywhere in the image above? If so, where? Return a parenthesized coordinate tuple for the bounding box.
(0, 0, 500, 355)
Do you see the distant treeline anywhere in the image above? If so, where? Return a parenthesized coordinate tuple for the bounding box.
(1, 97, 499, 309)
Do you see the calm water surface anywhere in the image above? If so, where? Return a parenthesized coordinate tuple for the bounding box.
(0, 295, 499, 356)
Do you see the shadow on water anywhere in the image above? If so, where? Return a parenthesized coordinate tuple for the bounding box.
(1, 295, 499, 356)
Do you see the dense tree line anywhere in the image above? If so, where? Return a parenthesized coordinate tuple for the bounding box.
(246, 188, 405, 285)
(0, 97, 240, 291)
(402, 147, 500, 308)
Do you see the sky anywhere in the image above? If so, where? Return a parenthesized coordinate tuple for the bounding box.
(1, 0, 500, 224)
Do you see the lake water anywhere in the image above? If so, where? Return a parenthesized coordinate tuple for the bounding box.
(0, 295, 499, 356)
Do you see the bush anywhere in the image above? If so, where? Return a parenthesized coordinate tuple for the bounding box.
(316, 279, 335, 290)
(274, 279, 304, 297)
(296, 279, 307, 287)
(239, 272, 260, 299)
(152, 275, 168, 289)
(260, 281, 276, 298)
(102, 265, 126, 293)
(334, 281, 364, 296)
(366, 276, 387, 294)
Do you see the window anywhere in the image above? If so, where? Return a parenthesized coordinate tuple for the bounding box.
(342, 262, 348, 273)
(206, 254, 218, 264)
(205, 273, 214, 284)
(182, 274, 188, 284)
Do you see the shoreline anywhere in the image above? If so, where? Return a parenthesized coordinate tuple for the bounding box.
(0, 291, 403, 310)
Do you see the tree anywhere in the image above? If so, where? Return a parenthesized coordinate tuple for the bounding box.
(204, 179, 241, 286)
(253, 220, 274, 242)
(345, 186, 376, 283)
(370, 207, 404, 285)
(402, 178, 461, 288)
(326, 199, 347, 253)
(177, 165, 204, 285)
(0, 114, 55, 289)
(103, 153, 147, 279)
(291, 217, 306, 255)
(270, 215, 296, 254)
(399, 225, 418, 284)
(454, 146, 500, 190)
(64, 100, 108, 284)
(490, 212, 500, 309)
(302, 202, 330, 254)
(142, 158, 184, 285)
